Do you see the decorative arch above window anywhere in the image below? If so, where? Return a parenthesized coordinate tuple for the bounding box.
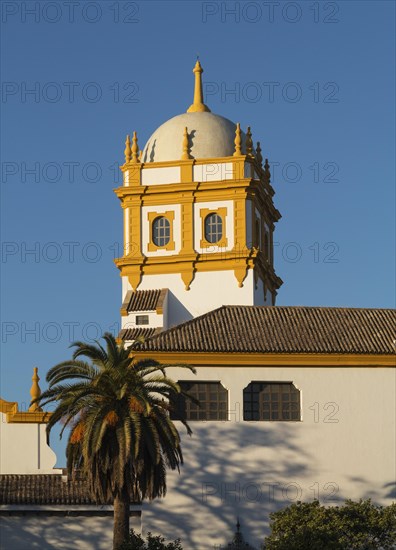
(147, 211, 175, 252)
(243, 382, 301, 421)
(199, 207, 228, 249)
(171, 381, 228, 421)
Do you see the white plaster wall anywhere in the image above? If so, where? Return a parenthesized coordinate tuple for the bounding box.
(253, 278, 267, 306)
(141, 204, 181, 257)
(122, 276, 129, 303)
(162, 289, 169, 330)
(0, 416, 57, 474)
(121, 311, 164, 330)
(142, 366, 396, 549)
(0, 512, 141, 550)
(133, 270, 257, 327)
(194, 200, 234, 254)
(141, 166, 180, 185)
(193, 162, 234, 182)
(244, 162, 254, 179)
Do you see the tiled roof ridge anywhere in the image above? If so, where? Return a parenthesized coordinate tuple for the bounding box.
(142, 304, 396, 342)
(220, 304, 396, 312)
(138, 305, 396, 355)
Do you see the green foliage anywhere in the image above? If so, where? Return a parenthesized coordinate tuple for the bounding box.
(119, 529, 183, 550)
(263, 499, 396, 550)
(34, 333, 195, 504)
(32, 333, 195, 549)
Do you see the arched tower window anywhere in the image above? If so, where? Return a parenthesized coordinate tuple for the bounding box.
(152, 216, 170, 247)
(243, 382, 300, 421)
(204, 213, 223, 244)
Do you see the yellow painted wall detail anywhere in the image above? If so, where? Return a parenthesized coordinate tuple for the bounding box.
(115, 63, 282, 293)
(199, 206, 228, 249)
(233, 123, 242, 156)
(28, 367, 42, 412)
(181, 127, 191, 160)
(147, 210, 176, 252)
(187, 60, 211, 113)
(0, 368, 51, 423)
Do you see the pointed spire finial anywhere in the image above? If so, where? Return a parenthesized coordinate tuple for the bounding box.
(181, 127, 191, 160)
(256, 141, 263, 166)
(264, 158, 271, 182)
(124, 134, 131, 163)
(29, 367, 42, 412)
(131, 131, 140, 163)
(233, 123, 242, 156)
(187, 60, 211, 113)
(246, 126, 253, 156)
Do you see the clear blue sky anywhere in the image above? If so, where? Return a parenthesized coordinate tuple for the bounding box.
(1, 1, 395, 463)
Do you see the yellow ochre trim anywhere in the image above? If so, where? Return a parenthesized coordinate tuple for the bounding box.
(132, 352, 396, 368)
(187, 60, 211, 113)
(29, 367, 42, 412)
(124, 155, 246, 170)
(6, 411, 52, 423)
(147, 210, 176, 252)
(0, 368, 51, 422)
(114, 150, 281, 291)
(124, 134, 131, 163)
(131, 131, 140, 163)
(0, 398, 18, 415)
(234, 123, 242, 156)
(0, 398, 51, 424)
(181, 127, 191, 160)
(199, 207, 228, 249)
(116, 247, 282, 292)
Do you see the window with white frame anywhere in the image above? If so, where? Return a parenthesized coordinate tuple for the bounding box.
(204, 213, 223, 244)
(135, 315, 149, 325)
(152, 216, 171, 247)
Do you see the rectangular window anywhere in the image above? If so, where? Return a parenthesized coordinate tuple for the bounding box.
(135, 315, 149, 325)
(243, 382, 300, 421)
(171, 381, 228, 421)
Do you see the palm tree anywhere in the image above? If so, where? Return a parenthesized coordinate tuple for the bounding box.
(32, 333, 196, 550)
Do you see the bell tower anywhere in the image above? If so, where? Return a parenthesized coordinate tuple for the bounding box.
(114, 61, 282, 339)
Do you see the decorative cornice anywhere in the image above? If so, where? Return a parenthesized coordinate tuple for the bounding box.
(132, 352, 396, 368)
(0, 399, 51, 424)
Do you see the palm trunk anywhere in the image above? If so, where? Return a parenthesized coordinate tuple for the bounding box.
(113, 490, 130, 550)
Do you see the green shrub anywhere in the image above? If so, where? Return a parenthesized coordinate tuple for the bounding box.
(119, 529, 183, 550)
(262, 499, 396, 550)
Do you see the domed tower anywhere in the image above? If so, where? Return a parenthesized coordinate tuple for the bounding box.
(115, 61, 282, 337)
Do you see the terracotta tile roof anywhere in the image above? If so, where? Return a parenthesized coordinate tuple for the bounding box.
(0, 475, 139, 505)
(137, 305, 396, 355)
(0, 475, 100, 505)
(123, 289, 167, 313)
(119, 327, 160, 341)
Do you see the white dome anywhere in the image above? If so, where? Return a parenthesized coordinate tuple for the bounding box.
(142, 112, 246, 163)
